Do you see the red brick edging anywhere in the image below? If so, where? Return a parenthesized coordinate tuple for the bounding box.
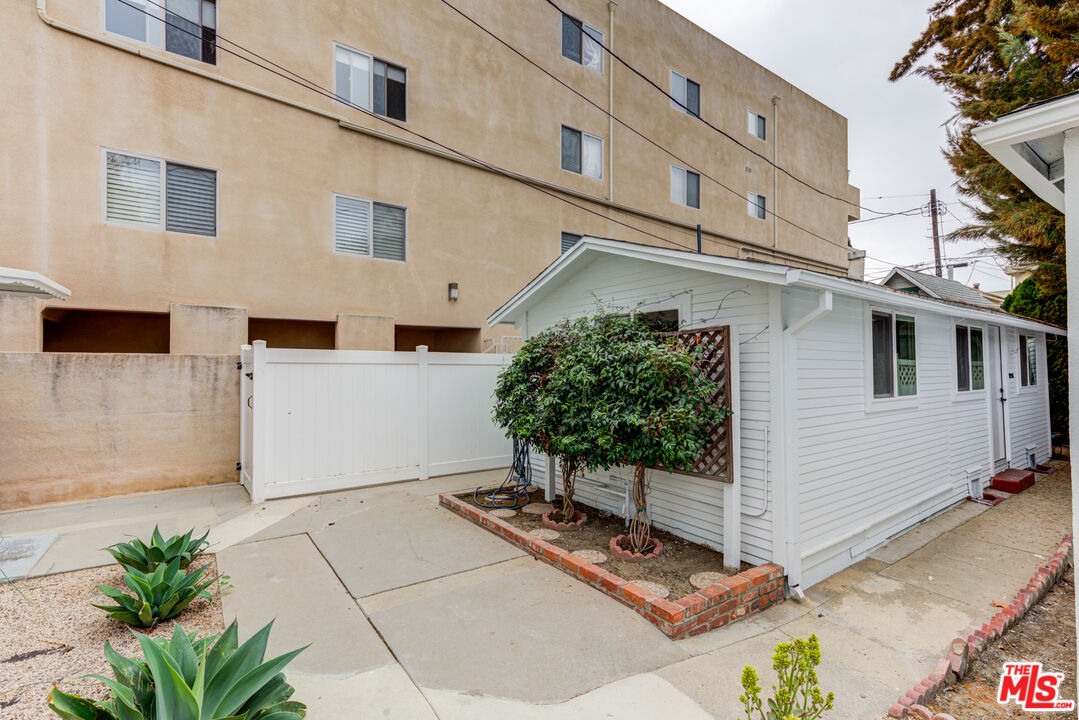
(440, 492, 785, 639)
(887, 533, 1075, 719)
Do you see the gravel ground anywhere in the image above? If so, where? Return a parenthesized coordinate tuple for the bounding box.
(0, 557, 224, 720)
(929, 566, 1076, 719)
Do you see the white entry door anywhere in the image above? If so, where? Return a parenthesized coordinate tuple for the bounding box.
(987, 326, 1008, 466)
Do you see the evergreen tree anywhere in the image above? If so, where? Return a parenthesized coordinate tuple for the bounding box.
(892, 1, 1078, 285)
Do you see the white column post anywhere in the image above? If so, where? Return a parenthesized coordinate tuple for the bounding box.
(417, 345, 430, 480)
(1063, 129, 1079, 651)
(545, 455, 557, 502)
(250, 340, 268, 503)
(723, 325, 743, 572)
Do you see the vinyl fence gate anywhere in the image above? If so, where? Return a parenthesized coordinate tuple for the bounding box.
(239, 341, 513, 501)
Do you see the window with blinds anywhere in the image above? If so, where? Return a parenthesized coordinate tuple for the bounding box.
(105, 151, 215, 235)
(334, 194, 406, 261)
(166, 163, 216, 236)
(561, 232, 582, 254)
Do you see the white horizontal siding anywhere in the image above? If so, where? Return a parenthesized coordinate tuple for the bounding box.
(1004, 328, 1051, 466)
(789, 288, 997, 587)
(523, 254, 774, 564)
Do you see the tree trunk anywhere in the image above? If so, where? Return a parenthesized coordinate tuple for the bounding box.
(628, 462, 652, 554)
(560, 458, 576, 522)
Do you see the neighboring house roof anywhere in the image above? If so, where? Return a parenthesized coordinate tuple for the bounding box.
(488, 237, 1064, 335)
(880, 267, 999, 308)
(0, 267, 70, 300)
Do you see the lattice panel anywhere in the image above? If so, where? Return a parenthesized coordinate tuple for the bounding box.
(659, 325, 734, 483)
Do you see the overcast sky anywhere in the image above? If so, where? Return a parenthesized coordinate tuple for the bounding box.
(659, 0, 1011, 291)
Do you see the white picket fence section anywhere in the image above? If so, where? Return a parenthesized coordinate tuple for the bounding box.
(239, 341, 512, 501)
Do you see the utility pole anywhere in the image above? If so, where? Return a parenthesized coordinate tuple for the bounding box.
(930, 188, 943, 277)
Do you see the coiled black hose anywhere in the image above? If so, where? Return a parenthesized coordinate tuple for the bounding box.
(474, 439, 532, 509)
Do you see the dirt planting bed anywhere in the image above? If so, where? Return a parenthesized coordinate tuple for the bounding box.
(929, 567, 1076, 719)
(461, 489, 750, 600)
(0, 557, 224, 720)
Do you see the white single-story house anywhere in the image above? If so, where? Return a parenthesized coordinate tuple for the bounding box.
(488, 237, 1064, 592)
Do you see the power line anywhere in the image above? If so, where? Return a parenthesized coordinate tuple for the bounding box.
(436, 0, 851, 253)
(541, 0, 892, 217)
(848, 206, 925, 225)
(116, 0, 695, 253)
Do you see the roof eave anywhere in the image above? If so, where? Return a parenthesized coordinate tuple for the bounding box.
(0, 268, 71, 301)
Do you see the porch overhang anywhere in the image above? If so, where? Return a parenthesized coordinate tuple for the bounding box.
(0, 267, 70, 300)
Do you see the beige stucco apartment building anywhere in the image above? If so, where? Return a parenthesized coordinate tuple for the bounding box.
(1, 0, 859, 354)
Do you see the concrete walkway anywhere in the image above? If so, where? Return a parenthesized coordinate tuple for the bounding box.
(1, 462, 1070, 719)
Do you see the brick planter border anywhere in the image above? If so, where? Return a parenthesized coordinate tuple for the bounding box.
(887, 533, 1074, 719)
(440, 492, 785, 639)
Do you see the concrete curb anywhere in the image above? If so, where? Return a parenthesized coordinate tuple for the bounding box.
(886, 533, 1074, 718)
(439, 492, 785, 639)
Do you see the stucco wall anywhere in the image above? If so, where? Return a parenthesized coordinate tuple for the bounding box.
(0, 353, 239, 509)
(2, 0, 858, 354)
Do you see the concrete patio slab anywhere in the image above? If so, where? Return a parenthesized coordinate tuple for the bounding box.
(288, 664, 436, 720)
(914, 531, 1046, 584)
(207, 496, 312, 552)
(217, 533, 393, 676)
(367, 563, 688, 703)
(311, 495, 526, 598)
(880, 547, 1034, 610)
(0, 533, 57, 580)
(423, 671, 714, 720)
(869, 501, 987, 565)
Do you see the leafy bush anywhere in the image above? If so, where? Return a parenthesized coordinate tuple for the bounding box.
(106, 526, 210, 573)
(47, 621, 307, 719)
(739, 634, 834, 720)
(93, 557, 216, 628)
(1003, 276, 1068, 440)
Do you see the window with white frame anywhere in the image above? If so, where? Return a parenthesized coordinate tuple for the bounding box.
(561, 126, 602, 179)
(871, 311, 917, 398)
(106, 0, 217, 64)
(955, 325, 984, 392)
(334, 193, 407, 261)
(561, 232, 582, 254)
(670, 71, 700, 117)
(334, 45, 407, 121)
(748, 192, 767, 220)
(748, 110, 766, 141)
(561, 14, 603, 73)
(1019, 334, 1038, 386)
(105, 151, 216, 236)
(670, 166, 700, 208)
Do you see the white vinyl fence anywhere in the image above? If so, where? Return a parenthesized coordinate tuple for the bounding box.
(239, 341, 512, 501)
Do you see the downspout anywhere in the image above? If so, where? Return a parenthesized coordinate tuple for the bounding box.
(781, 288, 832, 598)
(607, 1, 616, 202)
(772, 95, 780, 248)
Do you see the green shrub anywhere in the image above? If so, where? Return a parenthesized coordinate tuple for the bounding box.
(739, 634, 834, 720)
(93, 558, 216, 628)
(106, 526, 210, 573)
(47, 621, 307, 719)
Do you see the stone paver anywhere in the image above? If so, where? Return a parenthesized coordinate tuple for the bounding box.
(0, 533, 56, 580)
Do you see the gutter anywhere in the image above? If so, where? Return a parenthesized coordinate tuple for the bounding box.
(36, 0, 848, 278)
(780, 288, 833, 598)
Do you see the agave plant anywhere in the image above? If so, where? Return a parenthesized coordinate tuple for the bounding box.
(94, 558, 216, 627)
(106, 526, 210, 573)
(47, 621, 307, 719)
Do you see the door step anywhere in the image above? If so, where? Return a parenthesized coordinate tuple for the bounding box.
(990, 468, 1036, 494)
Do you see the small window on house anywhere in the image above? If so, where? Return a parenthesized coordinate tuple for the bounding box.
(334, 193, 406, 261)
(670, 166, 700, 209)
(872, 311, 917, 398)
(165, 0, 217, 64)
(956, 325, 984, 392)
(561, 126, 602, 179)
(637, 309, 679, 333)
(106, 0, 215, 64)
(748, 110, 767, 140)
(670, 71, 700, 117)
(748, 192, 767, 220)
(335, 45, 406, 121)
(1019, 334, 1037, 386)
(561, 15, 603, 73)
(561, 232, 582, 254)
(105, 151, 216, 236)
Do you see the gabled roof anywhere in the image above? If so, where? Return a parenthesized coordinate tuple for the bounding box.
(881, 267, 999, 308)
(0, 267, 70, 300)
(488, 237, 1063, 335)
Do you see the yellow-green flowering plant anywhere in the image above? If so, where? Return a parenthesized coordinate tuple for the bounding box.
(739, 634, 834, 720)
